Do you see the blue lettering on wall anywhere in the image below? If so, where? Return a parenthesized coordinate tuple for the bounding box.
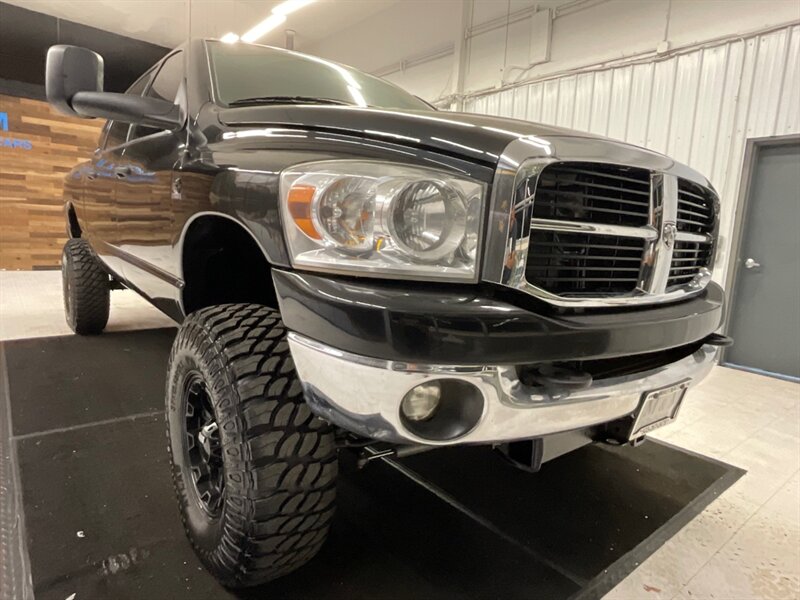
(0, 111, 34, 150)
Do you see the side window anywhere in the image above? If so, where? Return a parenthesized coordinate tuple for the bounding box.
(130, 51, 183, 141)
(101, 67, 155, 150)
(96, 121, 111, 151)
(148, 51, 184, 103)
(105, 120, 130, 149)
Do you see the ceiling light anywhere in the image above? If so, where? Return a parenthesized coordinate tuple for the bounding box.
(220, 32, 239, 43)
(272, 0, 316, 16)
(241, 13, 287, 43)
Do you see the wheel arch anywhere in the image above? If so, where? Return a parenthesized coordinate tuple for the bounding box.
(178, 212, 279, 315)
(65, 202, 82, 238)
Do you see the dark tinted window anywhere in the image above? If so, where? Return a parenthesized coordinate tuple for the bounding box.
(105, 120, 129, 149)
(208, 42, 430, 111)
(102, 67, 154, 149)
(129, 52, 183, 140)
(96, 121, 111, 150)
(127, 70, 153, 96)
(147, 51, 183, 103)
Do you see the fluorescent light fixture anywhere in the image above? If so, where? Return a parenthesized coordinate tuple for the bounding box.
(272, 0, 316, 16)
(241, 13, 287, 43)
(220, 32, 240, 43)
(237, 0, 316, 43)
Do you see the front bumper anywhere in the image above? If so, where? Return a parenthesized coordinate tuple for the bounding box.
(288, 333, 718, 446)
(273, 270, 724, 364)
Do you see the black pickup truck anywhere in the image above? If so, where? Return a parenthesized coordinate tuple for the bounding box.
(47, 39, 726, 587)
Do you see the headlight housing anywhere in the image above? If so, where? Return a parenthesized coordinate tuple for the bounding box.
(280, 161, 486, 281)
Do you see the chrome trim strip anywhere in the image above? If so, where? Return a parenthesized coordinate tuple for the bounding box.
(675, 231, 714, 244)
(530, 218, 659, 240)
(643, 173, 678, 294)
(288, 332, 718, 446)
(481, 136, 718, 308)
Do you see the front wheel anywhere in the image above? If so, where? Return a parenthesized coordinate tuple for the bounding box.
(166, 304, 338, 587)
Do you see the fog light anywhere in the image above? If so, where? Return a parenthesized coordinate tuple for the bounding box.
(401, 382, 441, 421)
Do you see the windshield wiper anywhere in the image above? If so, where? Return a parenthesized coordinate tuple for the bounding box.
(228, 95, 354, 107)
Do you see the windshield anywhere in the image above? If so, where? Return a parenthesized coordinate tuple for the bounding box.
(207, 41, 431, 111)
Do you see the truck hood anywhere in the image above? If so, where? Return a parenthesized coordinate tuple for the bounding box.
(217, 105, 601, 165)
(216, 104, 711, 188)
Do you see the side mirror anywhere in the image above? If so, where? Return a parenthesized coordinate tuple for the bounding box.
(46, 45, 103, 117)
(46, 45, 182, 130)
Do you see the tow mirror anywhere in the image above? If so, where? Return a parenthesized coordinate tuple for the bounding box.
(46, 45, 182, 130)
(46, 45, 103, 117)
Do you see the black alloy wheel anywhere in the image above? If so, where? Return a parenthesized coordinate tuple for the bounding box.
(183, 374, 225, 517)
(166, 303, 338, 587)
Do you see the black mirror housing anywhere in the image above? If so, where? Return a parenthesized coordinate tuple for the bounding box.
(70, 92, 182, 130)
(46, 45, 104, 117)
(45, 44, 183, 131)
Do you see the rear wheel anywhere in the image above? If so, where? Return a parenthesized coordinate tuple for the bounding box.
(61, 238, 110, 335)
(166, 303, 337, 587)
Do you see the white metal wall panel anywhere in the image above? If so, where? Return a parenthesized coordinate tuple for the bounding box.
(497, 89, 514, 118)
(556, 76, 577, 128)
(527, 83, 544, 123)
(668, 52, 702, 164)
(511, 87, 529, 121)
(541, 79, 560, 124)
(645, 59, 677, 154)
(464, 24, 800, 286)
(777, 30, 800, 133)
(708, 41, 743, 200)
(572, 73, 594, 132)
(688, 45, 728, 178)
(627, 63, 654, 148)
(607, 66, 633, 141)
(588, 70, 613, 136)
(747, 30, 791, 138)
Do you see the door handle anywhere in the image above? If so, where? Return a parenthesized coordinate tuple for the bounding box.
(114, 166, 132, 178)
(744, 258, 761, 269)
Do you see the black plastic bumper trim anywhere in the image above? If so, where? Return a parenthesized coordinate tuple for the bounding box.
(273, 269, 724, 364)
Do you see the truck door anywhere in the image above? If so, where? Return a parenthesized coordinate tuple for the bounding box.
(79, 69, 155, 278)
(114, 50, 185, 305)
(81, 119, 129, 277)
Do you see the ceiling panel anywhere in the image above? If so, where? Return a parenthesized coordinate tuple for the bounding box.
(2, 0, 398, 50)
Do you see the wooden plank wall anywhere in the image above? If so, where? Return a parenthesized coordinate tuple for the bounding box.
(0, 93, 104, 270)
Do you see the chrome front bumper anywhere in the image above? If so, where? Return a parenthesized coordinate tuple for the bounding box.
(287, 332, 717, 446)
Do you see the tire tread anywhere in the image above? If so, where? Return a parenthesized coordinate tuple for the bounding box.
(166, 303, 337, 587)
(62, 239, 110, 335)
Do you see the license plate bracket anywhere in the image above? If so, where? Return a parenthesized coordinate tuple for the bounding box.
(628, 380, 690, 440)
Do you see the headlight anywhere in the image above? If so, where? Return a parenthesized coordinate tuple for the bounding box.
(280, 161, 486, 281)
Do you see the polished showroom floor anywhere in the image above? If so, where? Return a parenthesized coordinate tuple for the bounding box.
(1, 270, 798, 599)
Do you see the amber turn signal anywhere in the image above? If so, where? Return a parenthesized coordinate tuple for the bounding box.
(287, 184, 321, 240)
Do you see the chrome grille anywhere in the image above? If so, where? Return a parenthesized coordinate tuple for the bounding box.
(482, 137, 719, 308)
(519, 161, 717, 303)
(668, 240, 714, 289)
(526, 231, 645, 296)
(532, 163, 651, 227)
(677, 179, 715, 234)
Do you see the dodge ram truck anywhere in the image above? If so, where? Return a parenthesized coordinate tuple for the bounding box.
(46, 39, 728, 587)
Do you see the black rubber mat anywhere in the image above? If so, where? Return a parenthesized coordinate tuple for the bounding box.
(1, 329, 744, 600)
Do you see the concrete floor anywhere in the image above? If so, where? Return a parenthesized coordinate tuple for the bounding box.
(1, 270, 798, 599)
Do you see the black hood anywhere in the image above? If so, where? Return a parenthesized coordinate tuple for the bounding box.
(217, 105, 601, 165)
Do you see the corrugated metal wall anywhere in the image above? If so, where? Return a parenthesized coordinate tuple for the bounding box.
(465, 24, 800, 286)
